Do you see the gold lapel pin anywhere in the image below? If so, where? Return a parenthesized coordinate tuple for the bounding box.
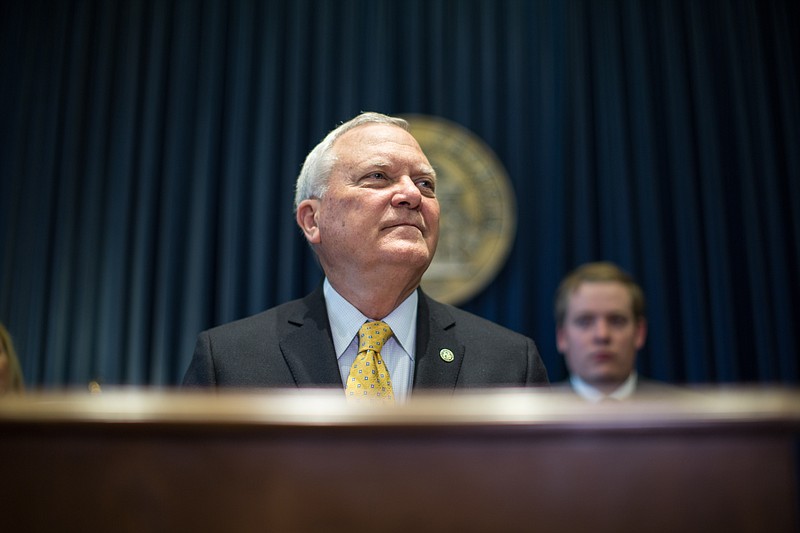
(439, 348, 455, 362)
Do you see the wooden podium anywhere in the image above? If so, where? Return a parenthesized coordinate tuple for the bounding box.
(1, 387, 798, 532)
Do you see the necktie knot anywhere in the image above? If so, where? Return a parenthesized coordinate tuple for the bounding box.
(358, 320, 393, 353)
(346, 320, 395, 403)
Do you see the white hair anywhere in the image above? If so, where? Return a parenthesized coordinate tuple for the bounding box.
(293, 112, 410, 210)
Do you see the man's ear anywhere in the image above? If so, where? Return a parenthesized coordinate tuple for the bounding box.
(296, 199, 321, 244)
(635, 318, 648, 350)
(555, 326, 567, 354)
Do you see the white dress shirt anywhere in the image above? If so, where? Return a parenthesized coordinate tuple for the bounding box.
(570, 372, 638, 402)
(323, 278, 416, 403)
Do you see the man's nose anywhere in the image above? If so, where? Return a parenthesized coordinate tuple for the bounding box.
(391, 176, 422, 208)
(593, 320, 611, 341)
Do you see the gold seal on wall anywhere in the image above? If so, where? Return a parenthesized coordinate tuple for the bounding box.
(402, 115, 517, 306)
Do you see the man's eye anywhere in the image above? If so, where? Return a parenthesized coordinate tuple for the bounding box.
(609, 316, 629, 327)
(368, 172, 386, 180)
(416, 178, 435, 193)
(574, 316, 593, 328)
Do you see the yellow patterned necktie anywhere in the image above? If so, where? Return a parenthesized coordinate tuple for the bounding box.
(345, 321, 394, 403)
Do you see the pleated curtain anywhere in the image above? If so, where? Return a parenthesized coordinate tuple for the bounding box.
(1, 0, 797, 388)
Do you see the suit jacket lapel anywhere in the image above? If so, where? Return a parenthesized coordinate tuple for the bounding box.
(413, 290, 464, 392)
(279, 284, 343, 387)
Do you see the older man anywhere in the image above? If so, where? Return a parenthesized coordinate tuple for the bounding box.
(183, 112, 548, 401)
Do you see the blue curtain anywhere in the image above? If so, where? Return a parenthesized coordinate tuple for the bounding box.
(1, 0, 798, 388)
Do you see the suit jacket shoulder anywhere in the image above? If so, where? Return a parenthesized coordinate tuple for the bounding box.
(413, 293, 549, 389)
(182, 285, 342, 388)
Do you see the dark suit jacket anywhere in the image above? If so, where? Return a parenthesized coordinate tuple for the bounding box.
(183, 285, 549, 391)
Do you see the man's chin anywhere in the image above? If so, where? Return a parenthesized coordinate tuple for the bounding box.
(588, 370, 628, 386)
(384, 239, 433, 258)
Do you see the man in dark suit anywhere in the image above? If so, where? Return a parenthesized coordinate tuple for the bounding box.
(183, 112, 548, 401)
(554, 261, 671, 401)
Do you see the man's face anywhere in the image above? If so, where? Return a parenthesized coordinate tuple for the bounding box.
(305, 123, 439, 278)
(556, 281, 646, 390)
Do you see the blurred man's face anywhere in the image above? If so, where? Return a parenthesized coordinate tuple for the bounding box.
(557, 281, 646, 392)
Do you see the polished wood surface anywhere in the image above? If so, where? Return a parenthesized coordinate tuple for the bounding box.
(1, 387, 798, 532)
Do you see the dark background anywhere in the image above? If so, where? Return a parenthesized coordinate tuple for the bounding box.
(1, 0, 798, 388)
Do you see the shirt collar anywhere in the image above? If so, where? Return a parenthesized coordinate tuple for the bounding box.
(570, 372, 638, 402)
(323, 278, 418, 360)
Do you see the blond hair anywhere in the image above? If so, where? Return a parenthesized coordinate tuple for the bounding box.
(554, 262, 645, 327)
(0, 323, 25, 394)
